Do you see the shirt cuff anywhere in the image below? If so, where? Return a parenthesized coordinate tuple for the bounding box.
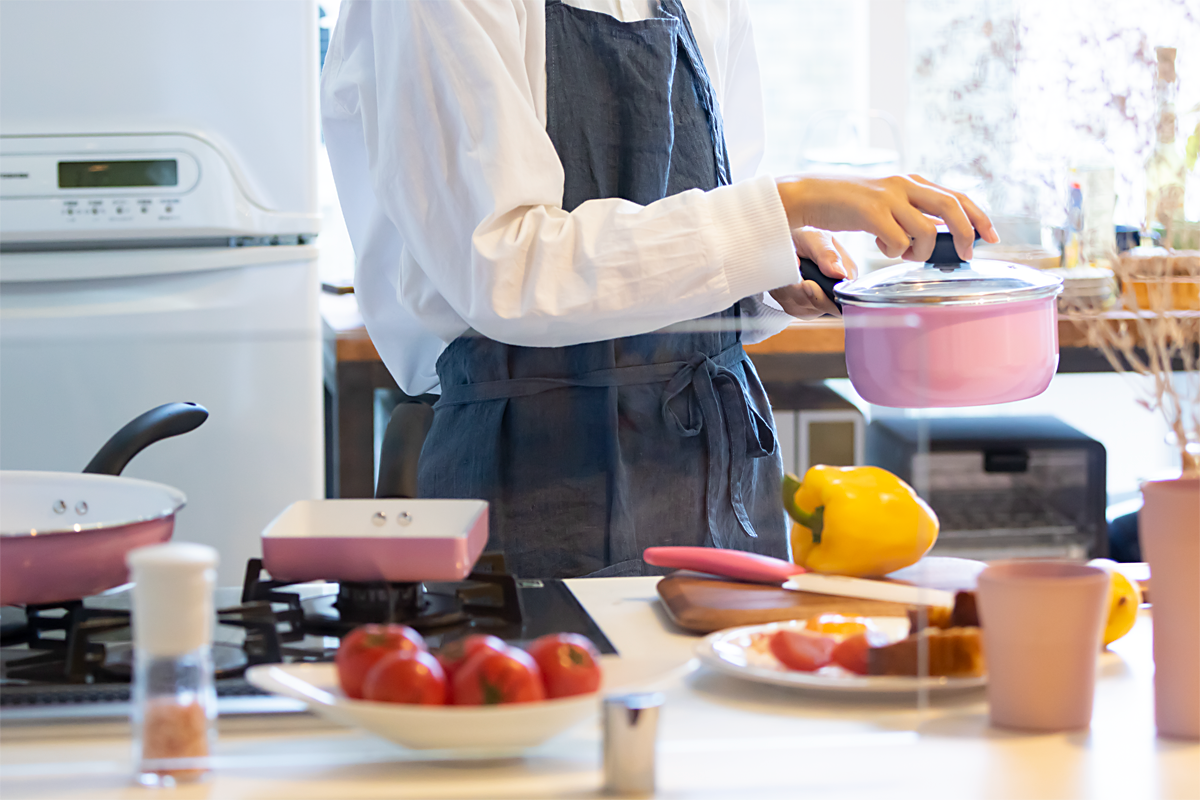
(703, 175, 798, 301)
(738, 293, 796, 345)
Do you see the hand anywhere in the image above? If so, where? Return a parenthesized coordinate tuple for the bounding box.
(769, 228, 857, 319)
(776, 174, 1000, 262)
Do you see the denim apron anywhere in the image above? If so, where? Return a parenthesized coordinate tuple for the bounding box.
(418, 0, 787, 578)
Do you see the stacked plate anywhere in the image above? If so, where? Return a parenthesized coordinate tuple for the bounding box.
(1043, 266, 1117, 311)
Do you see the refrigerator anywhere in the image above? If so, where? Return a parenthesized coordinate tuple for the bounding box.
(0, 0, 324, 586)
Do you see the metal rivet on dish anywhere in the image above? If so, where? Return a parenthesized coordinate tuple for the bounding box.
(52, 500, 67, 514)
(371, 511, 387, 526)
(75, 501, 88, 515)
(396, 511, 412, 526)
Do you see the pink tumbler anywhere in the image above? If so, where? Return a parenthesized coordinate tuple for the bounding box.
(976, 560, 1109, 731)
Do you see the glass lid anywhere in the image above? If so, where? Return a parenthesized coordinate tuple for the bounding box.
(834, 232, 1064, 307)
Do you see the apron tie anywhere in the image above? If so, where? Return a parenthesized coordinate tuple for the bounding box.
(434, 339, 775, 550)
(661, 345, 776, 544)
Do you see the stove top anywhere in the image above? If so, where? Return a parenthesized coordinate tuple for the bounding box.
(0, 554, 615, 721)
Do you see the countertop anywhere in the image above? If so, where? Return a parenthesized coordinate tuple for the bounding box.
(2, 577, 1197, 800)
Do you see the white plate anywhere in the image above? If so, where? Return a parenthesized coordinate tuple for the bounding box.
(696, 618, 987, 694)
(246, 655, 684, 753)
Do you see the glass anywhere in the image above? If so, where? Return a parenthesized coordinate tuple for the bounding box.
(836, 257, 1063, 306)
(131, 645, 216, 786)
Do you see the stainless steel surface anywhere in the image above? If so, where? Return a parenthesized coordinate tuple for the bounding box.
(603, 692, 664, 797)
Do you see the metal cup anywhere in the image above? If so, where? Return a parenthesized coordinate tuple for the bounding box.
(602, 692, 664, 797)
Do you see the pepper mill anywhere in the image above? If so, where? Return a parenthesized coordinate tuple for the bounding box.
(128, 542, 219, 787)
(603, 692, 664, 797)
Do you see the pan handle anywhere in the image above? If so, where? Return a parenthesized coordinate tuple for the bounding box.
(798, 257, 843, 311)
(83, 402, 209, 476)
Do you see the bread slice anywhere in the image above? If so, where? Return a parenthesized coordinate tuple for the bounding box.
(867, 627, 985, 678)
(906, 590, 979, 633)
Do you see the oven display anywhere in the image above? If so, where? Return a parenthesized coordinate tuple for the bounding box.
(57, 159, 178, 189)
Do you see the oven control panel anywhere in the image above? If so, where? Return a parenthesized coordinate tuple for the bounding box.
(0, 133, 317, 246)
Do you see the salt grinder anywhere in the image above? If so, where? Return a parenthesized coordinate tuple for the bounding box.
(603, 692, 664, 797)
(127, 542, 219, 787)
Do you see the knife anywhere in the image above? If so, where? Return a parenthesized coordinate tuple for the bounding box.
(643, 546, 955, 608)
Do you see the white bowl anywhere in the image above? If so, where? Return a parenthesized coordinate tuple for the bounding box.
(246, 655, 684, 752)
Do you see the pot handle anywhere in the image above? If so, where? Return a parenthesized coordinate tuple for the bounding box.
(798, 258, 843, 311)
(83, 402, 209, 476)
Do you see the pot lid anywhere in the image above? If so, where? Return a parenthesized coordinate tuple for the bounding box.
(834, 231, 1064, 307)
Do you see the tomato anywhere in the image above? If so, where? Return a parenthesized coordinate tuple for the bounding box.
(362, 650, 447, 705)
(830, 630, 890, 675)
(526, 633, 603, 698)
(452, 645, 546, 705)
(769, 629, 836, 672)
(435, 634, 508, 681)
(335, 624, 427, 699)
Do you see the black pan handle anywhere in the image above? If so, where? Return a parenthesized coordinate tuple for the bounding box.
(798, 257, 843, 312)
(83, 402, 209, 476)
(375, 400, 435, 499)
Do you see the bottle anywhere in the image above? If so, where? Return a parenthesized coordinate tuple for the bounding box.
(1144, 47, 1188, 245)
(1061, 182, 1083, 269)
(127, 543, 220, 787)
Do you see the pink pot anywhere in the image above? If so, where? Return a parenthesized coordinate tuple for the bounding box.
(843, 297, 1059, 408)
(803, 231, 1064, 409)
(1140, 475, 1200, 740)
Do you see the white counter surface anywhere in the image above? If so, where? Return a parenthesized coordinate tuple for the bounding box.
(1, 576, 1197, 800)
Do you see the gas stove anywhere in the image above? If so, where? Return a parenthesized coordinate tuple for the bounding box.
(0, 554, 615, 721)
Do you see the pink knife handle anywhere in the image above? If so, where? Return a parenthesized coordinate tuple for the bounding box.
(643, 546, 805, 584)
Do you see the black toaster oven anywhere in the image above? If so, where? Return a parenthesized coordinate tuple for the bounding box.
(866, 416, 1107, 560)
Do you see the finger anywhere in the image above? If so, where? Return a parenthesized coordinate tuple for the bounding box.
(803, 281, 841, 317)
(869, 212, 912, 258)
(889, 205, 940, 261)
(911, 175, 999, 243)
(792, 228, 849, 278)
(769, 284, 823, 320)
(831, 237, 860, 278)
(903, 180, 976, 260)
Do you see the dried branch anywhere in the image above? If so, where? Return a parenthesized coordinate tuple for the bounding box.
(1068, 252, 1200, 475)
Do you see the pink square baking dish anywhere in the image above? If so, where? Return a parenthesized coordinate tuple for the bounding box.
(260, 499, 489, 584)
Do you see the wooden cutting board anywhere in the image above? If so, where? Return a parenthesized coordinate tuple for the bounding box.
(656, 556, 986, 634)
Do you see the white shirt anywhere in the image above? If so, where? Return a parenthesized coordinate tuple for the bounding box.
(322, 0, 799, 396)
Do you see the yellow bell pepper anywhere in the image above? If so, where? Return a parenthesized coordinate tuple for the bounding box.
(783, 465, 939, 578)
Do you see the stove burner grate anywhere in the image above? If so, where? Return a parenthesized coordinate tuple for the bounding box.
(239, 553, 524, 640)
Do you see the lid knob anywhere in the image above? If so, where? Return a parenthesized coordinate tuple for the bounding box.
(927, 229, 981, 268)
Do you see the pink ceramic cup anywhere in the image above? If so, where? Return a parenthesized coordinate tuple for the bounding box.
(976, 560, 1110, 731)
(1139, 476, 1200, 740)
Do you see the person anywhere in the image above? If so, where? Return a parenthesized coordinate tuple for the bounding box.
(321, 0, 998, 578)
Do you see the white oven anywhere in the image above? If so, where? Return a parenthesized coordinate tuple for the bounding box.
(0, 0, 324, 586)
